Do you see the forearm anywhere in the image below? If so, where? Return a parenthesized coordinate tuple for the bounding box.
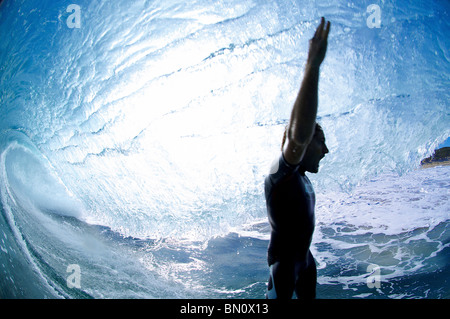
(287, 63, 320, 146)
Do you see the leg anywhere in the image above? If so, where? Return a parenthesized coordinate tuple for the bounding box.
(267, 261, 296, 299)
(294, 251, 317, 299)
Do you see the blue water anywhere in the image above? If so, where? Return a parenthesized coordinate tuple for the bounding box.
(438, 137, 450, 148)
(0, 0, 449, 298)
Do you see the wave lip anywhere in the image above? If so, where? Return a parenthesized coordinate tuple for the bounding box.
(0, 130, 84, 219)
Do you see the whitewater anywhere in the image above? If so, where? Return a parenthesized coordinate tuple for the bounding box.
(0, 0, 448, 299)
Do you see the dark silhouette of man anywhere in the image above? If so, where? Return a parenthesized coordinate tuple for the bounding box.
(265, 17, 330, 299)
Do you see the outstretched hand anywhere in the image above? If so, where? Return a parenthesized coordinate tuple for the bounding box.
(307, 17, 331, 68)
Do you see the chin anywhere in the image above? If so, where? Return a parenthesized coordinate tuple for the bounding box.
(312, 164, 320, 173)
(307, 166, 319, 174)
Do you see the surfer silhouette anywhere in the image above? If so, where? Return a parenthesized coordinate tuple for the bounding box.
(265, 17, 330, 299)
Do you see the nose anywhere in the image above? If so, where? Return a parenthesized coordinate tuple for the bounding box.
(323, 143, 329, 155)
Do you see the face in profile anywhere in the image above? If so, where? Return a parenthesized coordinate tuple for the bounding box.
(300, 128, 329, 173)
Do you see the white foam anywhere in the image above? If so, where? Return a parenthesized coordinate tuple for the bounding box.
(315, 165, 450, 236)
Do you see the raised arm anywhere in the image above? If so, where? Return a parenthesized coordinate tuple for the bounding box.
(283, 17, 330, 165)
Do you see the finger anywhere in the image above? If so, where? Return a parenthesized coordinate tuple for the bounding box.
(314, 17, 325, 39)
(323, 21, 331, 40)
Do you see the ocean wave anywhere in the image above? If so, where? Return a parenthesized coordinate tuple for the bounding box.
(1, 0, 448, 298)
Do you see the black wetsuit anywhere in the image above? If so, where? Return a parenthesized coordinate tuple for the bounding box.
(265, 154, 317, 299)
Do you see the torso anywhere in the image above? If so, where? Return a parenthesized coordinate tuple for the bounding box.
(265, 156, 316, 265)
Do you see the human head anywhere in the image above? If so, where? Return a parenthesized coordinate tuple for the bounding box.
(281, 123, 329, 173)
(281, 123, 324, 151)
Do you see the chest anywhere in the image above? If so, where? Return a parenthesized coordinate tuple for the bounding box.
(269, 174, 316, 224)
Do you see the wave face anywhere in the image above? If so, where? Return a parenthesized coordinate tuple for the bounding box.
(0, 0, 449, 298)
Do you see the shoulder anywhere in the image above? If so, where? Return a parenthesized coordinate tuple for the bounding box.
(266, 153, 300, 186)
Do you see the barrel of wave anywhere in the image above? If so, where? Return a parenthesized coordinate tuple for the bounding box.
(0, 130, 85, 220)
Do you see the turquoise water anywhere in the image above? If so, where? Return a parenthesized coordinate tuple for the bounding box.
(438, 137, 450, 148)
(0, 0, 449, 298)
